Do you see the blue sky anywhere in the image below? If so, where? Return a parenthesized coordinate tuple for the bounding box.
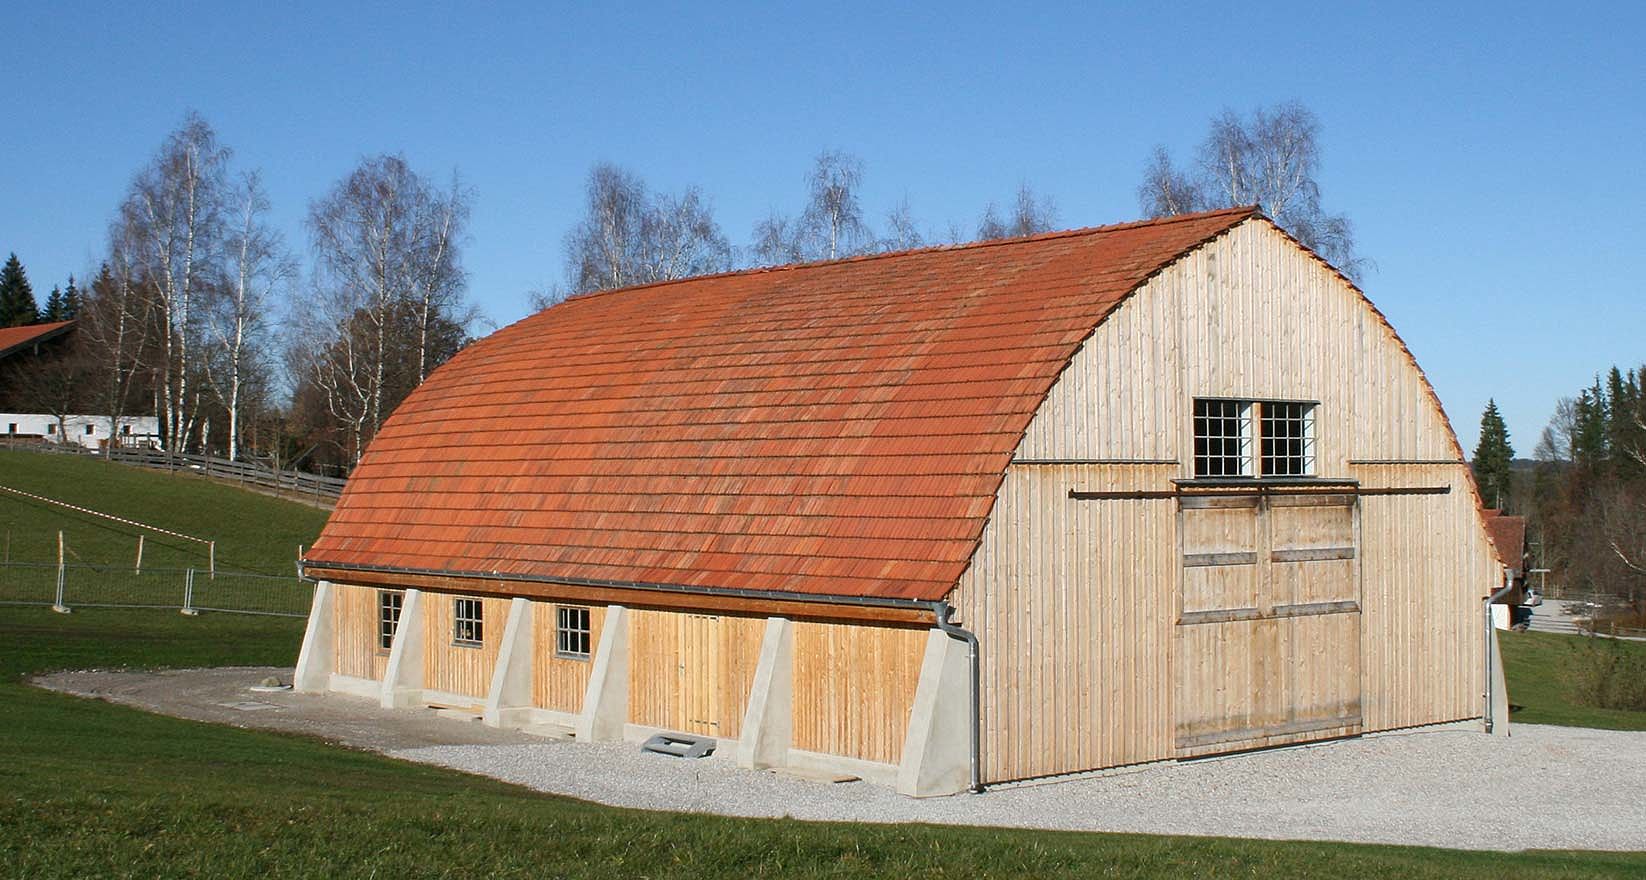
(2, 2, 1641, 453)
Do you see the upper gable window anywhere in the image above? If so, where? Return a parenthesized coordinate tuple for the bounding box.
(1193, 398, 1315, 478)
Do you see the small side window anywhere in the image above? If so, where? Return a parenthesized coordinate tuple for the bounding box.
(556, 606, 592, 660)
(377, 590, 403, 651)
(453, 597, 484, 647)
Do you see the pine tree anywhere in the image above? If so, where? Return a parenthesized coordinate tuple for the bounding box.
(1572, 385, 1609, 479)
(0, 253, 39, 326)
(1472, 398, 1515, 509)
(43, 286, 65, 321)
(62, 275, 81, 319)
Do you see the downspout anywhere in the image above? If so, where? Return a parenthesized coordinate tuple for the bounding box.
(1483, 566, 1515, 734)
(931, 600, 984, 793)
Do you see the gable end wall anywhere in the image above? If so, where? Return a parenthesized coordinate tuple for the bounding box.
(952, 220, 1499, 783)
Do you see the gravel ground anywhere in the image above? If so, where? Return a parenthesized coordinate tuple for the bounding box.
(36, 667, 1646, 852)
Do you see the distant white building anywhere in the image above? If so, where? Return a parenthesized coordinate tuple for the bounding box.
(0, 414, 161, 449)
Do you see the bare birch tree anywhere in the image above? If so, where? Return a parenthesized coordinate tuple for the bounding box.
(208, 171, 293, 460)
(750, 210, 803, 266)
(977, 183, 1058, 240)
(564, 163, 729, 293)
(1138, 101, 1365, 278)
(81, 248, 157, 455)
(879, 197, 925, 251)
(301, 154, 473, 465)
(114, 112, 230, 452)
(798, 150, 870, 260)
(1137, 146, 1204, 218)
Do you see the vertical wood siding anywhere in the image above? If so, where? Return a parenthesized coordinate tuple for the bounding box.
(1353, 463, 1494, 729)
(332, 584, 390, 681)
(626, 609, 763, 738)
(790, 621, 927, 765)
(954, 463, 1178, 781)
(531, 602, 606, 714)
(953, 220, 1494, 783)
(422, 593, 511, 700)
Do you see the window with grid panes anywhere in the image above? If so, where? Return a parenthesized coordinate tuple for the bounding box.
(1260, 401, 1316, 476)
(377, 590, 403, 651)
(1193, 398, 1253, 477)
(1193, 398, 1316, 478)
(555, 606, 591, 659)
(453, 597, 483, 646)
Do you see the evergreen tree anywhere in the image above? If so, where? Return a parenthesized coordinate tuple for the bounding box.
(0, 253, 39, 326)
(43, 286, 65, 322)
(1472, 398, 1515, 509)
(62, 275, 80, 319)
(1573, 381, 1610, 473)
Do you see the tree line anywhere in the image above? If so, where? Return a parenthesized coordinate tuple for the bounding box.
(4, 101, 1360, 476)
(1502, 366, 1646, 607)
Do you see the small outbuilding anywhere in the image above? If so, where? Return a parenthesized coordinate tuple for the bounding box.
(296, 207, 1509, 795)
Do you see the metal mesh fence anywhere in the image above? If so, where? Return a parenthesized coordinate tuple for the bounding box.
(0, 562, 312, 618)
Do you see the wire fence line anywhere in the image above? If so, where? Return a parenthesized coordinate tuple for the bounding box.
(0, 561, 313, 618)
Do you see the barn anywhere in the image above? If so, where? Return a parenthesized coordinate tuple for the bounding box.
(295, 206, 1510, 795)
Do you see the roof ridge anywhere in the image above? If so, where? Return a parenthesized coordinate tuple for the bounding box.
(554, 206, 1261, 307)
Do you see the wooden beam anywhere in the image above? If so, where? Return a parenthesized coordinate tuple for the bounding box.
(301, 566, 935, 627)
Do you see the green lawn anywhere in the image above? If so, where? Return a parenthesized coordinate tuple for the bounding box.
(0, 449, 330, 575)
(2, 607, 1643, 879)
(1500, 629, 1646, 730)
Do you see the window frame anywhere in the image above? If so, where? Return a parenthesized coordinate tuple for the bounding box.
(377, 590, 403, 652)
(452, 597, 484, 647)
(1192, 397, 1318, 480)
(555, 605, 592, 660)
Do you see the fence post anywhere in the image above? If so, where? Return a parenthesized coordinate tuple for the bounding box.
(209, 541, 216, 580)
(135, 534, 144, 576)
(180, 568, 200, 616)
(52, 530, 70, 614)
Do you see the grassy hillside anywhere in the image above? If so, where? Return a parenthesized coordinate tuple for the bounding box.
(1500, 629, 1646, 730)
(0, 449, 329, 575)
(5, 606, 1642, 879)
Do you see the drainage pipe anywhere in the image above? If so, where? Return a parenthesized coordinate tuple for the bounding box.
(1483, 567, 1515, 734)
(931, 600, 984, 793)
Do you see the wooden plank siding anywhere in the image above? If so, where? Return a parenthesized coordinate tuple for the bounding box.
(954, 463, 1178, 781)
(332, 583, 390, 681)
(422, 593, 512, 701)
(952, 219, 1496, 783)
(626, 609, 764, 738)
(531, 603, 605, 714)
(791, 621, 928, 765)
(1353, 462, 1496, 730)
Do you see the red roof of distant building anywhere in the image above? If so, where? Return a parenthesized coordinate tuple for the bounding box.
(0, 321, 73, 360)
(307, 208, 1262, 601)
(1481, 509, 1527, 570)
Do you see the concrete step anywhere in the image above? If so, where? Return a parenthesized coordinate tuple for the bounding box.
(521, 722, 575, 740)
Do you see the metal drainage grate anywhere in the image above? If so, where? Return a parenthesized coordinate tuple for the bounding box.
(641, 732, 716, 759)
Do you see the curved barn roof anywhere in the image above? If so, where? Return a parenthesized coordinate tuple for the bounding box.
(306, 207, 1258, 602)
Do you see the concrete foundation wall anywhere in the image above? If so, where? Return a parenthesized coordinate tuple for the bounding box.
(297, 588, 965, 794)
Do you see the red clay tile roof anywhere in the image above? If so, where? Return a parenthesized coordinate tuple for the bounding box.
(1481, 509, 1527, 570)
(0, 320, 73, 360)
(307, 207, 1258, 602)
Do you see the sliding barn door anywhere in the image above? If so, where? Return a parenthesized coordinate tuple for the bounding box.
(1174, 493, 1363, 755)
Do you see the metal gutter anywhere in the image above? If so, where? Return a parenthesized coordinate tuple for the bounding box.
(931, 600, 984, 793)
(1483, 567, 1516, 734)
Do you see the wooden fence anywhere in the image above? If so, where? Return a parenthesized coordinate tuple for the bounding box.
(1, 438, 346, 507)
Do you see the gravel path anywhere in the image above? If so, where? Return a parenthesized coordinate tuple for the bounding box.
(394, 724, 1646, 852)
(36, 667, 1646, 852)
